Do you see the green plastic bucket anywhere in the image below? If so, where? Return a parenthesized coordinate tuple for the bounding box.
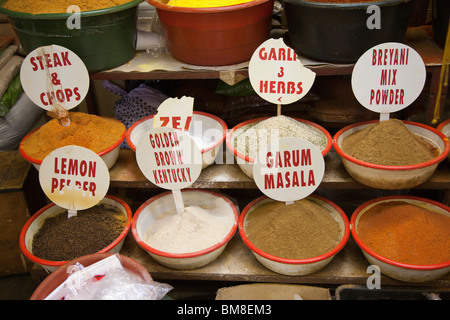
(0, 0, 143, 72)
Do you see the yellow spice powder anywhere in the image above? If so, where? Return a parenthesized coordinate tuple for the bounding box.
(3, 0, 132, 14)
(21, 112, 125, 161)
(165, 0, 255, 8)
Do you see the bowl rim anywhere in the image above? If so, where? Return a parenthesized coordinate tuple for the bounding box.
(19, 116, 126, 165)
(332, 119, 450, 171)
(282, 0, 412, 9)
(131, 189, 239, 259)
(125, 110, 228, 153)
(350, 195, 450, 271)
(437, 118, 450, 135)
(225, 116, 333, 163)
(147, 0, 272, 12)
(238, 194, 350, 265)
(19, 194, 133, 268)
(0, 0, 143, 18)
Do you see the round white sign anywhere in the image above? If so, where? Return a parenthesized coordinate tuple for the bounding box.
(252, 137, 325, 202)
(249, 38, 316, 105)
(351, 42, 426, 114)
(39, 145, 110, 211)
(135, 127, 202, 190)
(20, 45, 89, 111)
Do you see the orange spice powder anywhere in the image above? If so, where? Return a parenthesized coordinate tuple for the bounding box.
(21, 112, 125, 161)
(357, 201, 450, 265)
(2, 0, 132, 14)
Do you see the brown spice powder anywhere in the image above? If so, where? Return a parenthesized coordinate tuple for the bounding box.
(340, 119, 437, 166)
(245, 199, 342, 259)
(21, 112, 125, 161)
(357, 201, 450, 265)
(32, 204, 127, 262)
(3, 0, 132, 14)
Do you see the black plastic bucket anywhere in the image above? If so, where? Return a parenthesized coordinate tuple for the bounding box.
(284, 0, 413, 63)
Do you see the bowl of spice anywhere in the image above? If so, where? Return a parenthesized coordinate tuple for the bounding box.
(20, 112, 126, 171)
(126, 111, 227, 169)
(132, 189, 239, 270)
(226, 115, 332, 178)
(283, 0, 413, 63)
(0, 0, 143, 72)
(333, 119, 450, 189)
(239, 194, 350, 276)
(437, 119, 450, 162)
(351, 195, 450, 282)
(19, 195, 132, 273)
(146, 0, 274, 66)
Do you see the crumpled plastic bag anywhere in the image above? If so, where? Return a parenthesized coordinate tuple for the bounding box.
(64, 264, 172, 300)
(46, 254, 173, 300)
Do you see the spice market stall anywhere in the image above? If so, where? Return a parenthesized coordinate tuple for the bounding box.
(0, 0, 449, 300)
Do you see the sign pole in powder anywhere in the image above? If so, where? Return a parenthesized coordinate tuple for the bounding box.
(351, 42, 426, 120)
(39, 145, 110, 217)
(20, 44, 90, 126)
(253, 137, 325, 203)
(249, 38, 316, 114)
(135, 126, 202, 214)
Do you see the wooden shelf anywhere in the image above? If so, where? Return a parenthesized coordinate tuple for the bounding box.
(110, 149, 450, 191)
(121, 231, 450, 288)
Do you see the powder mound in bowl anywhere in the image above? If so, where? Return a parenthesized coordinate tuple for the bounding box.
(164, 0, 255, 7)
(244, 198, 342, 260)
(31, 204, 127, 262)
(21, 112, 125, 162)
(340, 119, 437, 166)
(234, 115, 328, 159)
(2, 0, 133, 14)
(356, 201, 450, 265)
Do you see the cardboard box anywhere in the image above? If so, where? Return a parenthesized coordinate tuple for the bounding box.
(215, 283, 332, 300)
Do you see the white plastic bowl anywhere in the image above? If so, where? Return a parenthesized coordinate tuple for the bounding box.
(19, 117, 126, 171)
(226, 117, 332, 178)
(239, 194, 350, 276)
(132, 189, 238, 270)
(333, 120, 450, 189)
(437, 119, 450, 162)
(19, 195, 132, 273)
(126, 111, 227, 169)
(351, 195, 450, 282)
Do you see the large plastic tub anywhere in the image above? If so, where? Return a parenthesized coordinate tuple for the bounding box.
(0, 0, 143, 72)
(147, 0, 274, 66)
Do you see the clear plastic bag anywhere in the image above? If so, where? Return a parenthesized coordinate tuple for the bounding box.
(47, 254, 173, 300)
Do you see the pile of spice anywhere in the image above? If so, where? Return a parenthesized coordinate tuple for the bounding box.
(2, 0, 132, 14)
(233, 115, 328, 160)
(357, 201, 450, 265)
(244, 199, 342, 259)
(143, 201, 235, 254)
(340, 119, 437, 166)
(164, 0, 255, 8)
(32, 204, 127, 261)
(21, 112, 125, 162)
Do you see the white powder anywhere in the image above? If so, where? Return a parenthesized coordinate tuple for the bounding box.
(234, 115, 328, 159)
(143, 201, 235, 254)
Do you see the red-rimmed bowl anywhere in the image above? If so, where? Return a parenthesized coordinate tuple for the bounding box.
(147, 0, 274, 66)
(437, 119, 450, 162)
(132, 189, 238, 270)
(19, 116, 126, 171)
(333, 120, 450, 189)
(126, 111, 227, 168)
(226, 117, 332, 178)
(19, 195, 132, 273)
(351, 195, 450, 282)
(239, 194, 350, 276)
